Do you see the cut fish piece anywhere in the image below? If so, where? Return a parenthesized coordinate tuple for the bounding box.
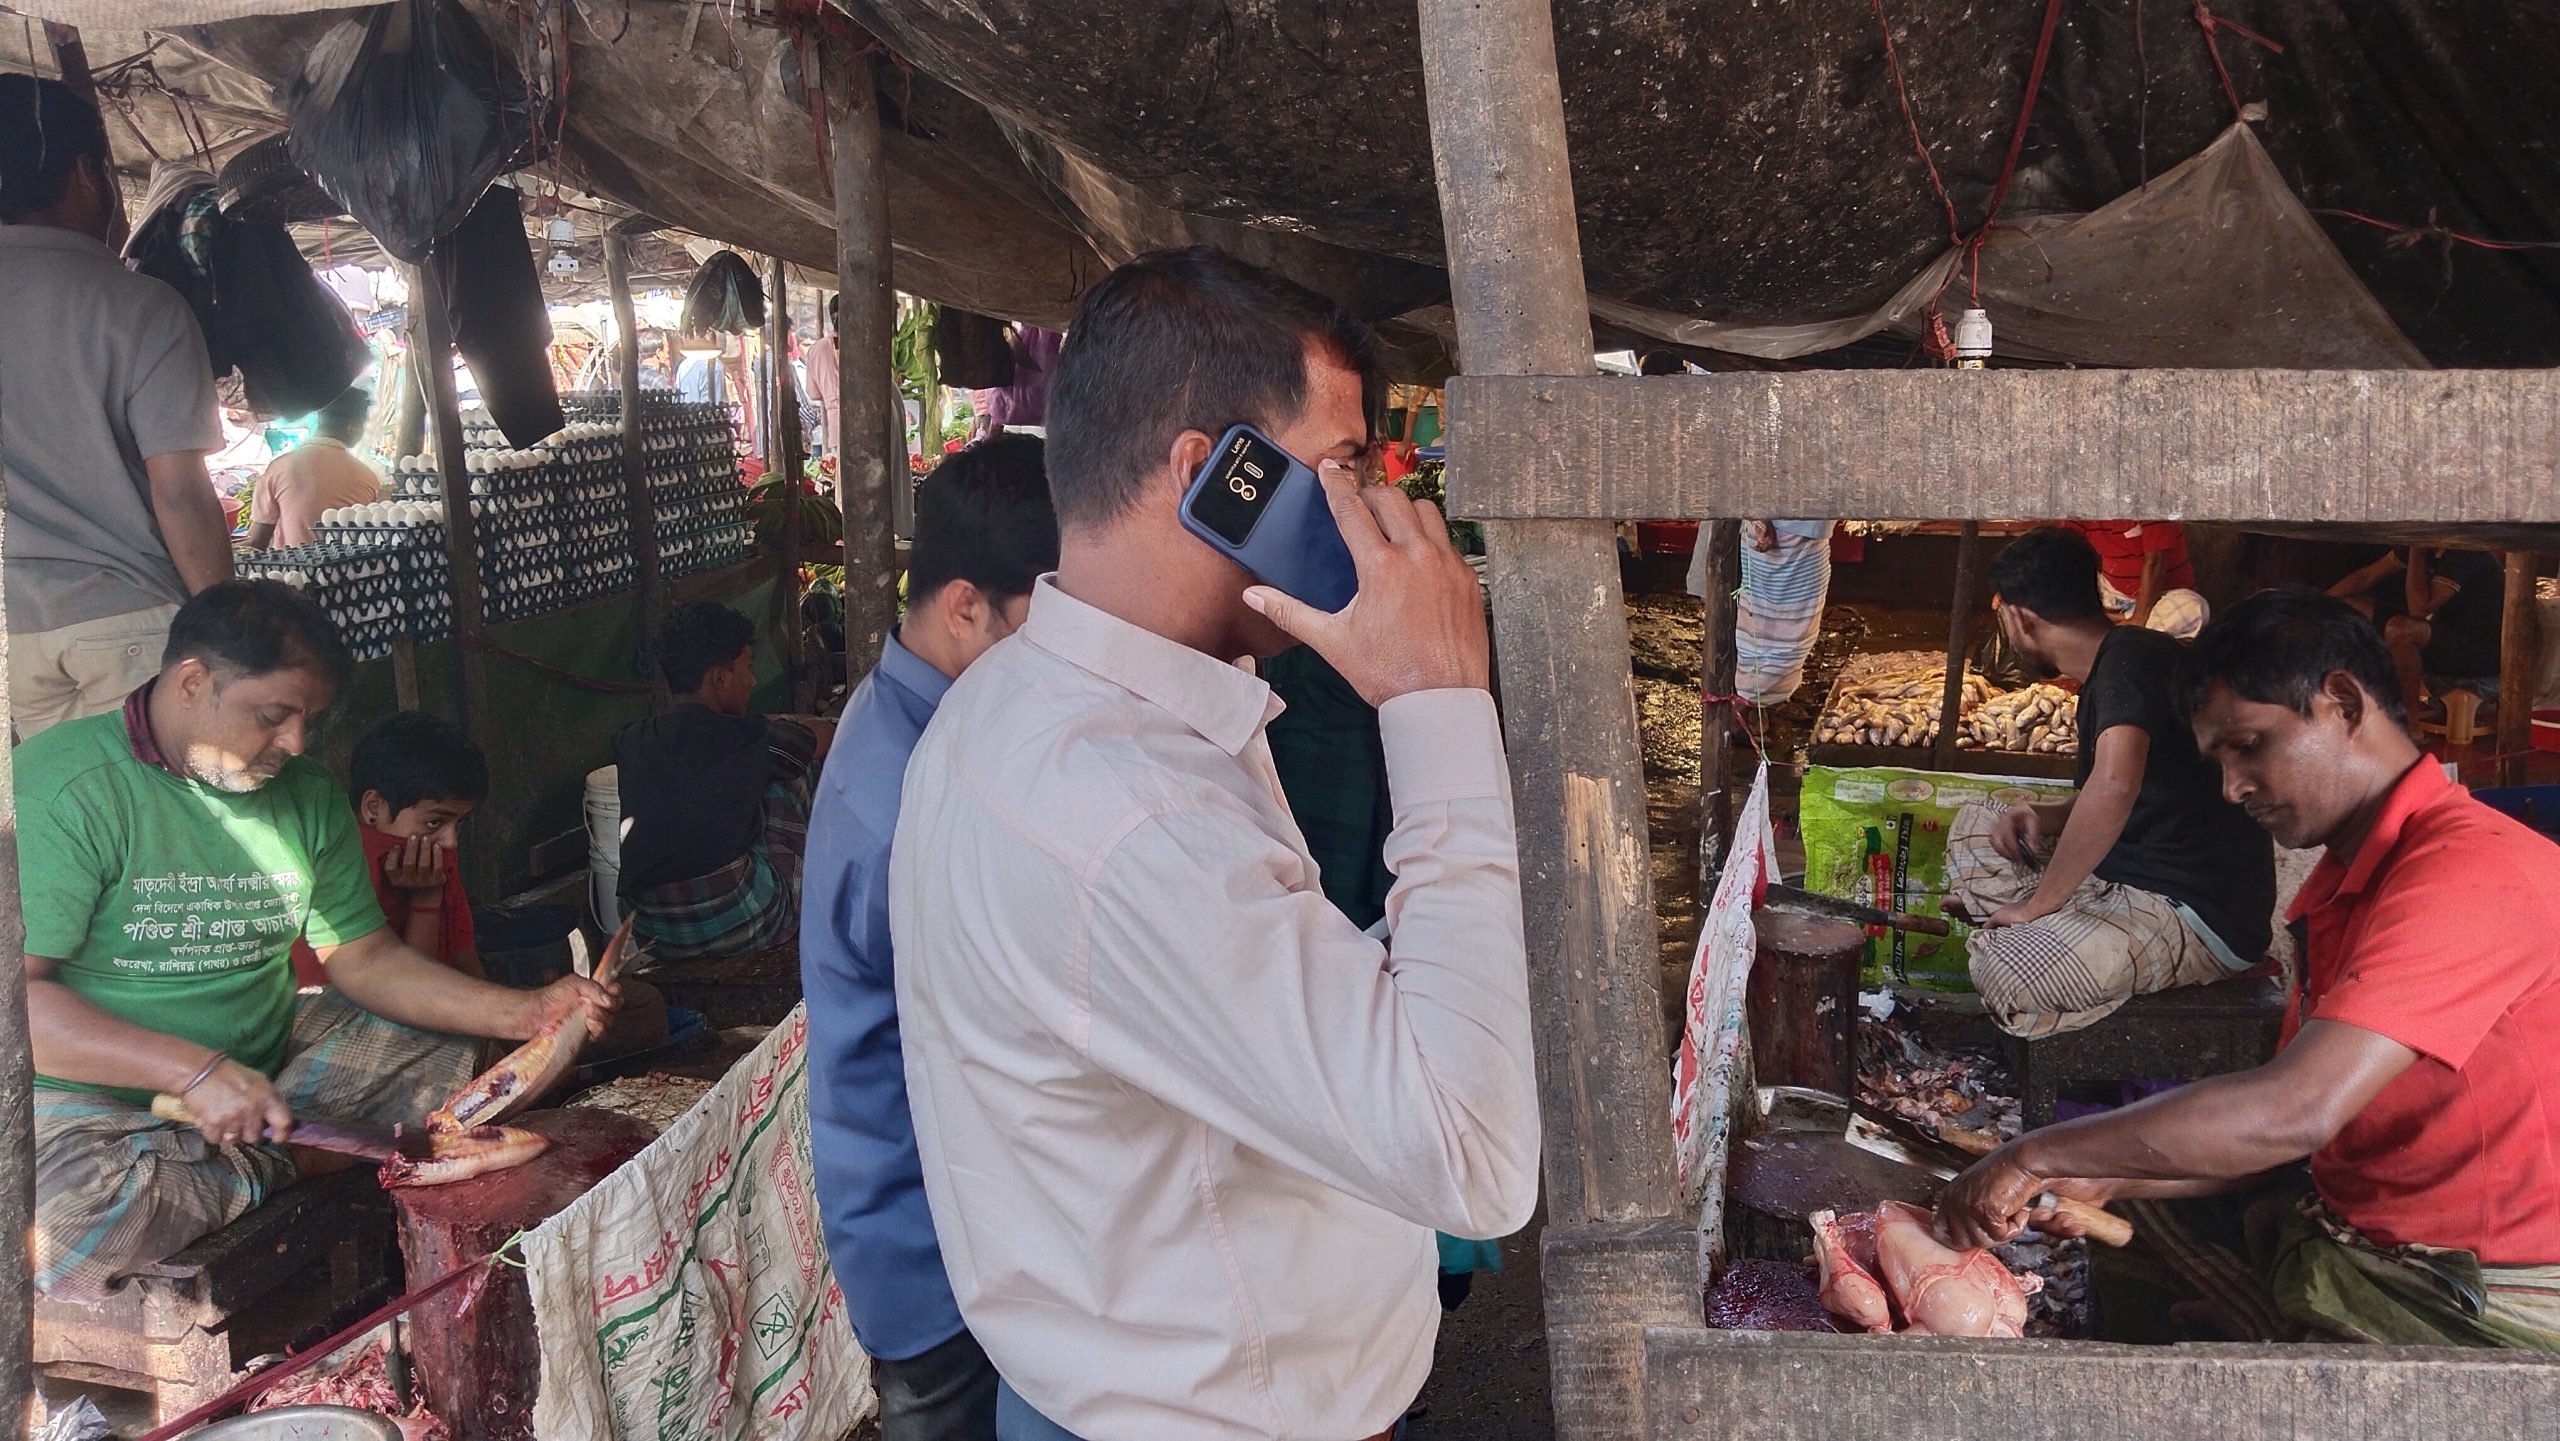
(1810, 1208, 1894, 1333)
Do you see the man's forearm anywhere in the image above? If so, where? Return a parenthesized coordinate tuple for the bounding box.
(2016, 1070, 2320, 1186)
(324, 930, 541, 1040)
(2027, 782, 2133, 909)
(146, 453, 236, 594)
(28, 975, 217, 1094)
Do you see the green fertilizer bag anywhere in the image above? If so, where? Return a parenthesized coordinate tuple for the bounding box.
(1797, 765, 2078, 990)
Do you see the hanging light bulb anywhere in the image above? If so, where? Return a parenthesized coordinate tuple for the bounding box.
(1953, 308, 1994, 369)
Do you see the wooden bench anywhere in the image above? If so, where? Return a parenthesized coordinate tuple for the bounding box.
(33, 1167, 398, 1426)
(2006, 973, 2290, 1127)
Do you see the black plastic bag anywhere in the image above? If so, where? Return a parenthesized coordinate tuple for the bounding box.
(430, 186, 564, 447)
(281, 0, 535, 265)
(682, 251, 767, 335)
(1971, 612, 2036, 692)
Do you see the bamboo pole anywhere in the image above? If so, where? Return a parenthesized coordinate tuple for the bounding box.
(411, 266, 492, 756)
(2499, 551, 2538, 788)
(1697, 521, 1742, 890)
(767, 255, 813, 709)
(0, 373, 35, 1441)
(1933, 522, 1984, 770)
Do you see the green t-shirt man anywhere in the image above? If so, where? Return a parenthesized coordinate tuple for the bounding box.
(17, 703, 387, 1103)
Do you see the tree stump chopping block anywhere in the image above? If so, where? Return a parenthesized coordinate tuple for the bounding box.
(393, 1108, 659, 1440)
(1745, 906, 1866, 1096)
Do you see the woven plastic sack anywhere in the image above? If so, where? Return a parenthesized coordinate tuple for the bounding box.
(683, 251, 769, 336)
(280, 0, 535, 265)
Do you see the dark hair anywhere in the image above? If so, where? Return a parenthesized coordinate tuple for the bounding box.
(313, 386, 373, 444)
(349, 711, 489, 815)
(655, 600, 756, 693)
(1987, 527, 2105, 622)
(0, 75, 109, 225)
(2179, 586, 2407, 724)
(907, 434, 1061, 607)
(1045, 246, 1387, 530)
(163, 579, 356, 691)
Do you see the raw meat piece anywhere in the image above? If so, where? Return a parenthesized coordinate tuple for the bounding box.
(1810, 1208, 1894, 1333)
(430, 917, 633, 1134)
(1872, 1200, 2039, 1338)
(378, 1124, 550, 1189)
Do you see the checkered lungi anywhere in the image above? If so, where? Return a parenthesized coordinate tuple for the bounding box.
(1944, 800, 2234, 1039)
(624, 773, 815, 963)
(35, 988, 480, 1302)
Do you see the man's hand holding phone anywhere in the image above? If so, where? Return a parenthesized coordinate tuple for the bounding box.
(1242, 461, 1489, 706)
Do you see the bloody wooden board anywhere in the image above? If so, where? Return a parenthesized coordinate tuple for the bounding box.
(393, 1107, 659, 1440)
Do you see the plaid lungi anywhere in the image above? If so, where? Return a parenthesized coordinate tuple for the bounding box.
(35, 988, 479, 1301)
(2120, 1182, 2560, 1350)
(625, 773, 815, 963)
(1944, 800, 2235, 1039)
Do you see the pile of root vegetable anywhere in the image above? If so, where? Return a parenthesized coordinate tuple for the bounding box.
(1810, 652, 1990, 748)
(1957, 682, 2080, 755)
(1811, 652, 2082, 757)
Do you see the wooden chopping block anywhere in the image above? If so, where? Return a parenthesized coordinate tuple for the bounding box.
(394, 1107, 659, 1441)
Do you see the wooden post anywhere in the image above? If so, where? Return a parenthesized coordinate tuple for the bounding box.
(0, 411, 36, 1441)
(832, 46, 899, 687)
(1697, 521, 1741, 890)
(767, 254, 813, 709)
(2499, 551, 2538, 788)
(1933, 521, 1984, 770)
(44, 22, 95, 102)
(604, 231, 666, 658)
(411, 265, 493, 756)
(1418, 0, 1701, 1435)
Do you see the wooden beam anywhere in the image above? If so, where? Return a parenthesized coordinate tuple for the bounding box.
(0, 416, 35, 1441)
(1445, 371, 2560, 526)
(1421, 0, 1677, 1235)
(1932, 522, 1983, 770)
(1418, 0, 1699, 1435)
(1696, 521, 1740, 890)
(411, 266, 493, 760)
(832, 47, 898, 688)
(2499, 551, 2538, 788)
(604, 232, 666, 665)
(1643, 1329, 2560, 1441)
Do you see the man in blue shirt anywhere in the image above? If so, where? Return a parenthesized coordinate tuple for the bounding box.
(802, 433, 1059, 1439)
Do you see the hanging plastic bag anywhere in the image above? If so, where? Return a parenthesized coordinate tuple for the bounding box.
(281, 0, 536, 265)
(682, 251, 768, 335)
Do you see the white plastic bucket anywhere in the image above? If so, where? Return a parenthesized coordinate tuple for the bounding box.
(585, 764, 623, 931)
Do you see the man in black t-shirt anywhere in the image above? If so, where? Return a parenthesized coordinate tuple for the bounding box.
(614, 602, 834, 962)
(1944, 528, 2276, 1038)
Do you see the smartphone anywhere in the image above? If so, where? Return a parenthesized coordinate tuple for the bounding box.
(1180, 424, 1359, 613)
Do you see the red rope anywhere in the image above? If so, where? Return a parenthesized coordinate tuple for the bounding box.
(2315, 206, 2560, 254)
(2191, 0, 2284, 118)
(1872, 0, 1962, 247)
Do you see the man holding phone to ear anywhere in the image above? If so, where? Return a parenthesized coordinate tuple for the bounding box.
(891, 247, 1539, 1441)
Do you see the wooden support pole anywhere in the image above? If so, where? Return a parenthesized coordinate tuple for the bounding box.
(1697, 521, 1741, 890)
(1933, 521, 1984, 770)
(767, 254, 813, 709)
(411, 266, 493, 757)
(1418, 0, 1700, 1434)
(44, 22, 95, 102)
(832, 47, 898, 688)
(0, 423, 36, 1441)
(2499, 551, 2538, 788)
(604, 231, 665, 661)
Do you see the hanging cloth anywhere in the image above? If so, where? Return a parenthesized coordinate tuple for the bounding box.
(428, 185, 564, 446)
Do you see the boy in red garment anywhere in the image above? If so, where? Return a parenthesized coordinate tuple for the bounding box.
(292, 712, 488, 985)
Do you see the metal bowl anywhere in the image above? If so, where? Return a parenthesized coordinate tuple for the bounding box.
(187, 1405, 404, 1440)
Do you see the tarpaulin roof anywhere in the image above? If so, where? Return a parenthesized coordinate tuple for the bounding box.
(7, 0, 2555, 371)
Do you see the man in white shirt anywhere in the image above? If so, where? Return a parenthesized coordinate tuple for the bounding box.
(246, 386, 383, 550)
(891, 247, 1540, 1441)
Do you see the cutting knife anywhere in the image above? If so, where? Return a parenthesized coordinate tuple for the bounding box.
(1843, 1111, 2135, 1248)
(1763, 883, 1953, 937)
(152, 1093, 435, 1162)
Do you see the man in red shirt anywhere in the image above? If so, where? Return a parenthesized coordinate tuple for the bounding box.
(1943, 588, 2560, 1347)
(2066, 520, 2208, 638)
